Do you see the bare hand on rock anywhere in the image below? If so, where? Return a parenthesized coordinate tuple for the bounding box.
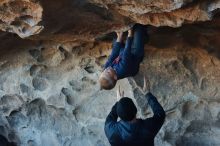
(139, 76, 151, 95)
(116, 32, 123, 42)
(128, 28, 133, 37)
(117, 85, 124, 101)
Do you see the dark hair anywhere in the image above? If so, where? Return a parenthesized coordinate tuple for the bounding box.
(117, 97, 137, 121)
(0, 135, 16, 146)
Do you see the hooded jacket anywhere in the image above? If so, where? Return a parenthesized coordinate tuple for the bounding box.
(104, 93, 166, 146)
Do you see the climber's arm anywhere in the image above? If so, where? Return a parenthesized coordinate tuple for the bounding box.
(104, 32, 123, 68)
(122, 37, 133, 64)
(104, 42, 122, 68)
(121, 29, 133, 64)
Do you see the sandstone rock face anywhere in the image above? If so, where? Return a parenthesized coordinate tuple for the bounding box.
(0, 0, 220, 146)
(89, 0, 220, 27)
(0, 0, 43, 38)
(0, 21, 220, 145)
(0, 0, 220, 41)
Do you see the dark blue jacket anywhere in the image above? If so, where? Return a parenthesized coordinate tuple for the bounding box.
(104, 37, 141, 79)
(0, 135, 16, 146)
(104, 93, 166, 146)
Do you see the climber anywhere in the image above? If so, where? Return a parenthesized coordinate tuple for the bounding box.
(99, 24, 147, 90)
(104, 78, 165, 146)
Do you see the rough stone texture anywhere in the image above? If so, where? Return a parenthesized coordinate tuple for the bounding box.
(0, 0, 220, 41)
(0, 0, 220, 145)
(0, 19, 220, 145)
(89, 0, 220, 27)
(0, 0, 43, 38)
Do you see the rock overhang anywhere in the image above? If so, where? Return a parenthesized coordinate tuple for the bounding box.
(0, 0, 219, 41)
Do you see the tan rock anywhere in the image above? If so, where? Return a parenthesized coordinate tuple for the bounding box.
(0, 0, 220, 41)
(0, 0, 43, 38)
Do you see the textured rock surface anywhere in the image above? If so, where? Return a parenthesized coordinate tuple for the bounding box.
(89, 0, 220, 27)
(0, 0, 220, 41)
(0, 0, 220, 146)
(0, 0, 43, 38)
(0, 20, 220, 145)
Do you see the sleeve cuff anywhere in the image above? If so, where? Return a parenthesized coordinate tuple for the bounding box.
(145, 92, 154, 102)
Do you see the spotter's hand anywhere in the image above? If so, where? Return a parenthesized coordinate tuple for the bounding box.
(117, 85, 124, 101)
(139, 76, 150, 95)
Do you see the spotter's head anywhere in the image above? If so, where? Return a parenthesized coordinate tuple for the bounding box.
(117, 97, 137, 121)
(99, 67, 117, 90)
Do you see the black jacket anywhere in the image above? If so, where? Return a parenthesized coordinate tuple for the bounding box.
(0, 135, 16, 146)
(104, 92, 166, 146)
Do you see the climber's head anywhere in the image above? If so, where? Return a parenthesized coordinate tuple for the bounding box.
(117, 97, 137, 122)
(99, 67, 117, 90)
